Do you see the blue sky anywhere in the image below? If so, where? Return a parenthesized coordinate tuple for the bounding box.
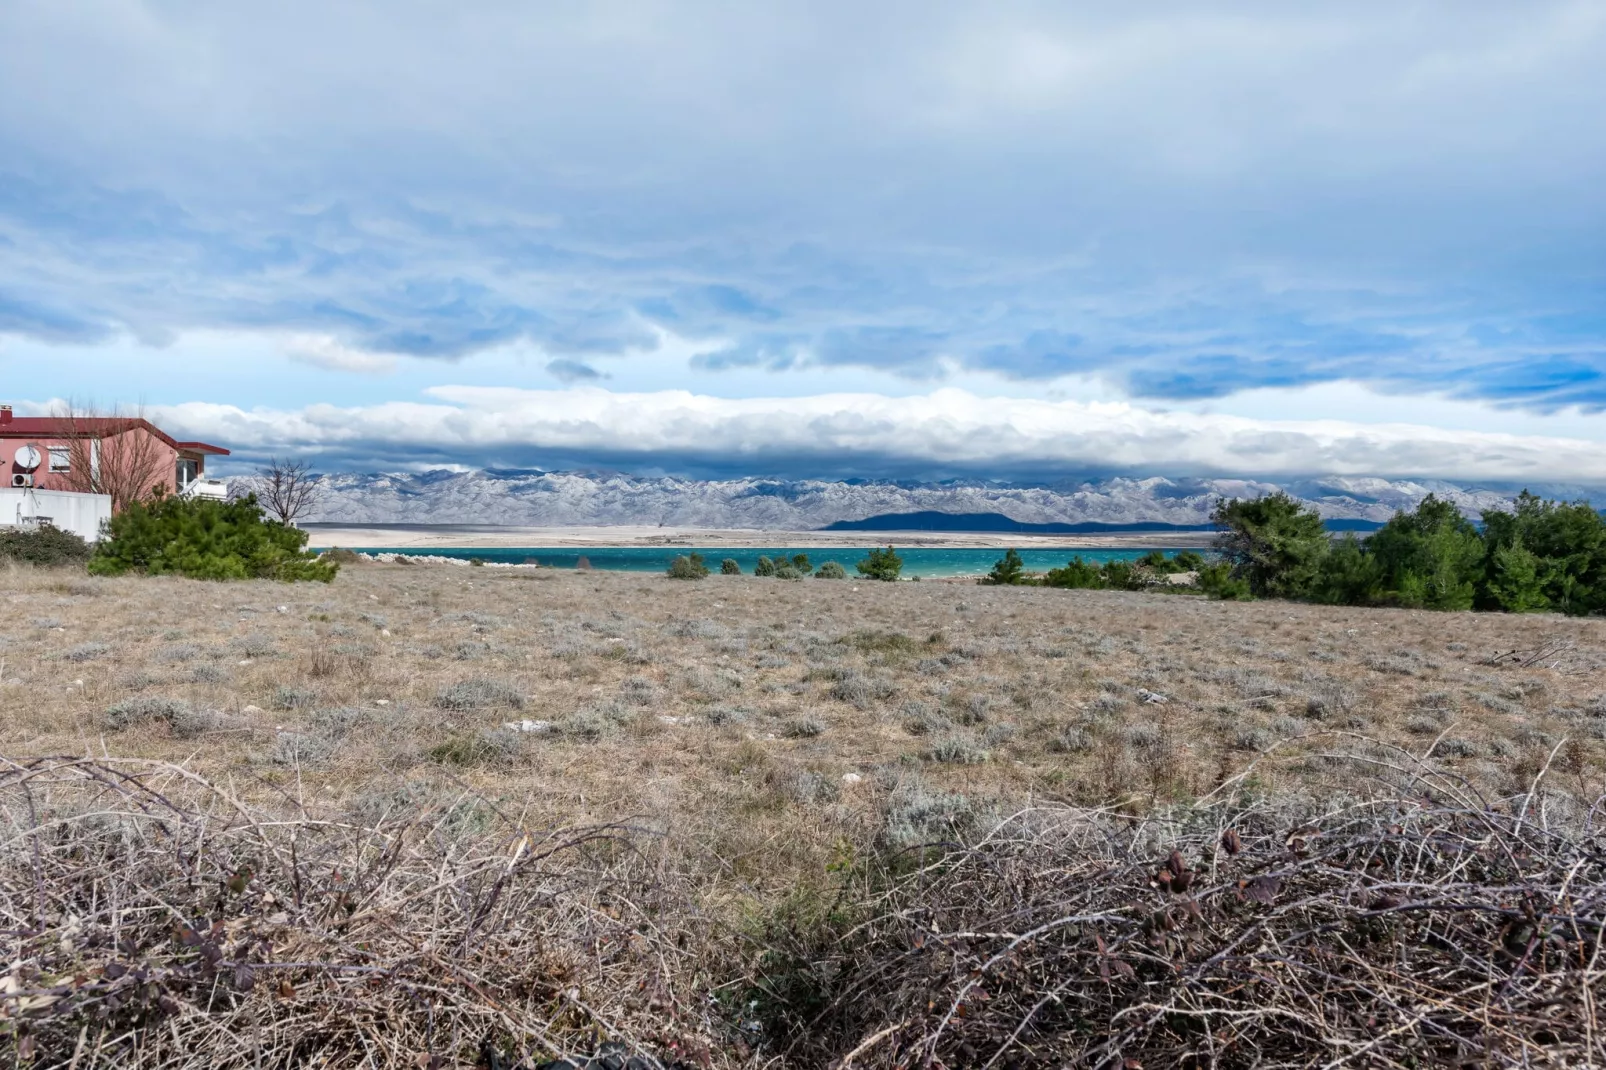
(1, 1, 1604, 480)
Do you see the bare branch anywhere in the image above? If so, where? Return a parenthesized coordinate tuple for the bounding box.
(250, 458, 325, 526)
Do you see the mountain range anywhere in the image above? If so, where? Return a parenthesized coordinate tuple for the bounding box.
(302, 470, 1551, 530)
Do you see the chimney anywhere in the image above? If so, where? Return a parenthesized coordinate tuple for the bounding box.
(0, 406, 11, 425)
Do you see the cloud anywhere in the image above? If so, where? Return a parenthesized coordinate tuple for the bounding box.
(0, 2, 1601, 404)
(546, 358, 607, 382)
(285, 334, 397, 374)
(147, 385, 1606, 485)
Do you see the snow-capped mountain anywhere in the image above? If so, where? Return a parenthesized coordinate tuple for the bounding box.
(300, 470, 1533, 528)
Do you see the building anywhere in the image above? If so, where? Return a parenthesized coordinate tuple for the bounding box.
(1, 405, 230, 504)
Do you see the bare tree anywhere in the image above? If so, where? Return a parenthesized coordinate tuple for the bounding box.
(53, 402, 170, 514)
(252, 458, 325, 526)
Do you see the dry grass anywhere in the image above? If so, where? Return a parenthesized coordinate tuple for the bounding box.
(2, 558, 1603, 1066)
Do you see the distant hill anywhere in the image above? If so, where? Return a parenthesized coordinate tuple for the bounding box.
(301, 470, 1522, 529)
(825, 510, 1386, 534)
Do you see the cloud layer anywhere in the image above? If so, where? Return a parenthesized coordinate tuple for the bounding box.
(142, 387, 1606, 485)
(1, 1, 1603, 408)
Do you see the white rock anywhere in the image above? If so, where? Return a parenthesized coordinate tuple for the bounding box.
(374, 699, 390, 706)
(72, 679, 84, 687)
(503, 719, 551, 733)
(276, 605, 289, 614)
(657, 715, 684, 726)
(841, 773, 863, 785)
(237, 659, 253, 666)
(379, 628, 391, 637)
(241, 705, 264, 715)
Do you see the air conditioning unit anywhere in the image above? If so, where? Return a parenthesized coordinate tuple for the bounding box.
(10, 473, 32, 488)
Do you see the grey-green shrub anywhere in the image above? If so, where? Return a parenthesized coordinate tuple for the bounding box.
(434, 677, 526, 711)
(815, 561, 847, 579)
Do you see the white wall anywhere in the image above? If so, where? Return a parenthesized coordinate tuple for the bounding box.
(0, 488, 113, 542)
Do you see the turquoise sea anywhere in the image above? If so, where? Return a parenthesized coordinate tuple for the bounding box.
(316, 545, 1169, 578)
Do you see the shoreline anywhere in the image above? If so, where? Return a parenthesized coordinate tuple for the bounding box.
(303, 523, 1217, 551)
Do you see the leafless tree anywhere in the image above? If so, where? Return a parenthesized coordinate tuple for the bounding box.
(252, 458, 325, 526)
(52, 402, 170, 514)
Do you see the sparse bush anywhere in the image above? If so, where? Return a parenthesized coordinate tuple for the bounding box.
(783, 716, 826, 738)
(928, 733, 988, 764)
(882, 780, 975, 848)
(0, 525, 92, 568)
(430, 727, 525, 766)
(62, 641, 111, 662)
(667, 553, 710, 579)
(272, 685, 319, 710)
(1049, 725, 1094, 753)
(232, 632, 276, 658)
(773, 564, 803, 580)
(102, 696, 212, 738)
(789, 553, 813, 575)
(815, 561, 847, 579)
(754, 556, 777, 577)
(1431, 736, 1479, 758)
(434, 677, 525, 711)
(720, 558, 741, 574)
(1232, 726, 1274, 751)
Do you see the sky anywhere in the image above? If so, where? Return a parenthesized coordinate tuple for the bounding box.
(1, 1, 1604, 482)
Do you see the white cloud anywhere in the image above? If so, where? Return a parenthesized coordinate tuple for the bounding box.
(151, 385, 1606, 484)
(285, 335, 398, 375)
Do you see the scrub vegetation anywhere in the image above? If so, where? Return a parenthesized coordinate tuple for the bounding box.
(0, 546, 1602, 1067)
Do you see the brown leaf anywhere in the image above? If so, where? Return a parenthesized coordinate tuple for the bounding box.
(1221, 828, 1242, 855)
(1242, 875, 1281, 904)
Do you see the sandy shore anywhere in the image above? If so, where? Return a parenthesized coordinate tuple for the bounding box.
(303, 524, 1216, 550)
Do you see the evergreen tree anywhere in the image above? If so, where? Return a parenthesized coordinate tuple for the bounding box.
(1366, 495, 1481, 609)
(1311, 534, 1382, 605)
(985, 548, 1026, 585)
(1484, 537, 1549, 612)
(1479, 492, 1606, 615)
(856, 546, 903, 582)
(1210, 493, 1329, 598)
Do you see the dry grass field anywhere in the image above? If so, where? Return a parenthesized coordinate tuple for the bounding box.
(3, 558, 1604, 1067)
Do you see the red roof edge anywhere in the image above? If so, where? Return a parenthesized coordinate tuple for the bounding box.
(175, 441, 230, 456)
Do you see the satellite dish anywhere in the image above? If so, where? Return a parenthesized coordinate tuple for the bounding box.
(13, 444, 42, 471)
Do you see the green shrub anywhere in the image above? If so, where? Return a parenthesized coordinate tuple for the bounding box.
(790, 553, 813, 575)
(815, 561, 847, 579)
(1042, 556, 1105, 589)
(1197, 561, 1252, 600)
(320, 547, 364, 566)
(773, 564, 803, 580)
(720, 557, 741, 574)
(754, 555, 777, 577)
(89, 494, 337, 582)
(1099, 560, 1145, 590)
(856, 545, 903, 582)
(0, 526, 92, 568)
(667, 553, 711, 579)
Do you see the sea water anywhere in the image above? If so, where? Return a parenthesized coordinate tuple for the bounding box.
(314, 545, 1170, 578)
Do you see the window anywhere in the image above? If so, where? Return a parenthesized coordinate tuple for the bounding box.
(48, 446, 70, 473)
(176, 458, 199, 488)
